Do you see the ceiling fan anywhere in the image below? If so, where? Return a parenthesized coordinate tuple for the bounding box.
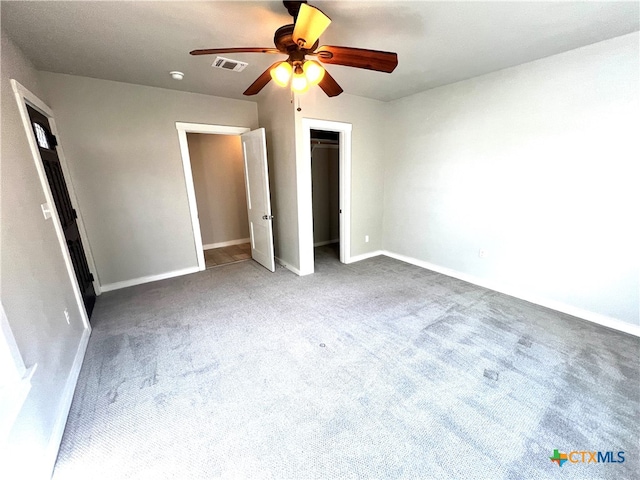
(190, 1, 398, 97)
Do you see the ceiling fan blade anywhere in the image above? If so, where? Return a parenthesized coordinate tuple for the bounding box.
(293, 3, 331, 50)
(315, 46, 398, 73)
(243, 62, 281, 96)
(317, 69, 343, 97)
(190, 47, 281, 56)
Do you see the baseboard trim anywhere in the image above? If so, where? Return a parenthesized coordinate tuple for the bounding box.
(381, 250, 640, 337)
(275, 257, 303, 276)
(100, 266, 200, 292)
(203, 238, 250, 250)
(42, 327, 91, 478)
(347, 250, 383, 264)
(314, 239, 339, 247)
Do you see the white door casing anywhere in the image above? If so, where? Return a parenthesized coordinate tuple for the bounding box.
(176, 122, 250, 271)
(241, 128, 276, 272)
(300, 119, 352, 275)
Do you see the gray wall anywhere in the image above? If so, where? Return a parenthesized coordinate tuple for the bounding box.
(260, 89, 385, 271)
(311, 145, 339, 245)
(187, 133, 249, 247)
(38, 72, 259, 287)
(0, 30, 86, 477)
(294, 90, 386, 258)
(257, 87, 298, 269)
(382, 33, 640, 326)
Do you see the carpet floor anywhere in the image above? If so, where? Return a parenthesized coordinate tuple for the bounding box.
(53, 247, 639, 479)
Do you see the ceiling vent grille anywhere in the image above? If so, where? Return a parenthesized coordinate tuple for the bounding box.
(212, 56, 248, 72)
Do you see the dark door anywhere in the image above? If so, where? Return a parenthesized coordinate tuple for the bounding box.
(27, 105, 96, 319)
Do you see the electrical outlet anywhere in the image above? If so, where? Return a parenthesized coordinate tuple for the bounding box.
(478, 249, 489, 258)
(365, 235, 369, 243)
(64, 308, 70, 324)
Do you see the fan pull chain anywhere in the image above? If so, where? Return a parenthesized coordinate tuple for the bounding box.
(290, 91, 303, 112)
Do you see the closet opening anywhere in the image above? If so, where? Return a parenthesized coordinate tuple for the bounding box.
(310, 129, 340, 262)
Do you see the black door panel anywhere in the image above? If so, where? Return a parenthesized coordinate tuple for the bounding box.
(27, 105, 96, 320)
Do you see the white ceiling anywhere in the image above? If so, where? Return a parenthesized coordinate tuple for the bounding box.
(2, 1, 638, 102)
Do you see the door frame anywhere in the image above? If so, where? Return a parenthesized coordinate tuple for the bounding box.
(11, 80, 98, 329)
(300, 118, 352, 275)
(175, 122, 250, 271)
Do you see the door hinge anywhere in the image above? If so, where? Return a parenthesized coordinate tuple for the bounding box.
(72, 208, 78, 219)
(50, 134, 58, 148)
(89, 273, 95, 282)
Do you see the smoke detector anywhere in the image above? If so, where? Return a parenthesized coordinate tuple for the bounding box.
(212, 56, 248, 72)
(169, 71, 184, 80)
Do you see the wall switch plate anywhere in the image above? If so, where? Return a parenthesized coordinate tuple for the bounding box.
(41, 203, 52, 220)
(365, 235, 369, 243)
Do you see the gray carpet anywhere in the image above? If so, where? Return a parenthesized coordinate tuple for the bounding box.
(53, 246, 639, 479)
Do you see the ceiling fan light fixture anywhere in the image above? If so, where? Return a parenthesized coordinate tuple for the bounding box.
(303, 60, 325, 85)
(291, 70, 310, 94)
(293, 3, 331, 49)
(270, 61, 292, 87)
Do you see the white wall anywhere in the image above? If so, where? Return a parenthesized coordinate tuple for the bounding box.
(187, 134, 249, 247)
(0, 30, 88, 479)
(38, 72, 259, 287)
(382, 33, 640, 327)
(294, 90, 386, 258)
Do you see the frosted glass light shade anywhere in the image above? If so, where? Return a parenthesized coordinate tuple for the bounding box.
(291, 72, 309, 93)
(303, 61, 325, 85)
(270, 62, 292, 87)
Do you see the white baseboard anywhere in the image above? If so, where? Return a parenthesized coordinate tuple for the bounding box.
(100, 266, 200, 292)
(203, 238, 250, 250)
(347, 250, 383, 264)
(381, 250, 640, 337)
(314, 239, 339, 247)
(42, 327, 91, 479)
(0, 364, 37, 450)
(275, 257, 303, 276)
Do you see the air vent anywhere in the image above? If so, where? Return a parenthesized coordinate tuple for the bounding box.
(212, 56, 248, 72)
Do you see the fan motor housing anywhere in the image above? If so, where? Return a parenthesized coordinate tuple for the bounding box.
(274, 24, 319, 54)
(283, 1, 307, 19)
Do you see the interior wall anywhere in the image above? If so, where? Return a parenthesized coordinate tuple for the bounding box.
(382, 32, 640, 327)
(186, 133, 249, 247)
(0, 30, 86, 478)
(294, 91, 386, 258)
(257, 87, 298, 270)
(38, 72, 259, 287)
(311, 145, 339, 245)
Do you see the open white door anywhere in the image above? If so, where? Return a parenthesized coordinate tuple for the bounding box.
(241, 128, 276, 272)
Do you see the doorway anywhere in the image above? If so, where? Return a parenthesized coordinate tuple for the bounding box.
(27, 105, 96, 317)
(12, 79, 96, 329)
(177, 123, 275, 273)
(299, 119, 352, 275)
(311, 130, 340, 262)
(185, 133, 251, 269)
(176, 123, 250, 270)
